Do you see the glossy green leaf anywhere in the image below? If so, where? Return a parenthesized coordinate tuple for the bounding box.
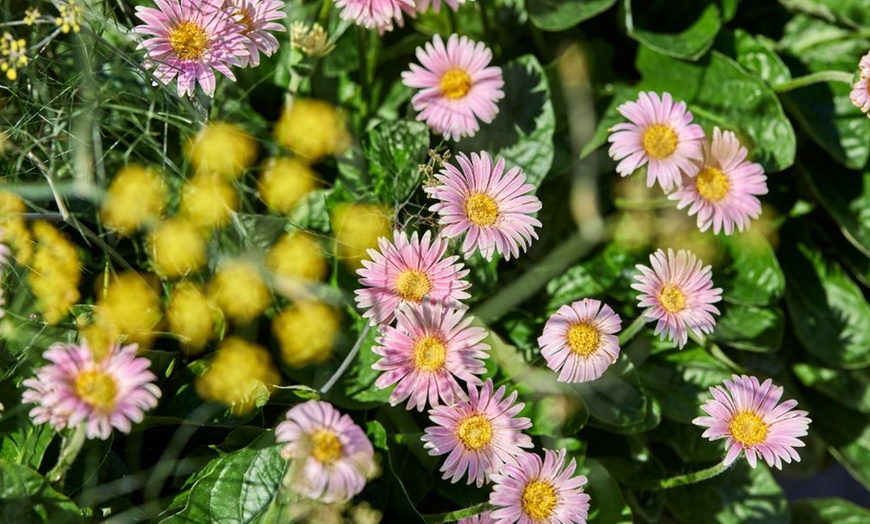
(719, 232, 786, 306)
(779, 0, 870, 29)
(345, 324, 392, 405)
(528, 0, 617, 32)
(545, 244, 635, 310)
(365, 119, 430, 203)
(651, 419, 723, 462)
(580, 86, 638, 159)
(791, 498, 870, 523)
(721, 29, 791, 86)
(803, 391, 870, 490)
(578, 355, 657, 433)
(583, 458, 633, 524)
(802, 160, 870, 258)
(793, 363, 870, 413)
(626, 1, 722, 60)
(0, 459, 81, 523)
(522, 393, 589, 437)
(712, 304, 784, 352)
(0, 424, 54, 470)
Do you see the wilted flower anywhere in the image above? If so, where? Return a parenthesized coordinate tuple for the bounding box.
(289, 22, 334, 58)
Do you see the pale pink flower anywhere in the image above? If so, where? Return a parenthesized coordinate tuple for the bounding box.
(608, 91, 705, 192)
(133, 0, 248, 97)
(490, 449, 591, 524)
(459, 512, 496, 524)
(355, 230, 471, 325)
(850, 51, 870, 115)
(402, 34, 504, 141)
(422, 379, 533, 487)
(669, 128, 768, 235)
(373, 301, 489, 411)
(0, 232, 9, 318)
(225, 0, 287, 68)
(276, 400, 375, 503)
(631, 248, 722, 349)
(334, 0, 414, 32)
(426, 151, 542, 261)
(693, 375, 811, 469)
(538, 299, 621, 383)
(416, 0, 466, 12)
(21, 342, 161, 440)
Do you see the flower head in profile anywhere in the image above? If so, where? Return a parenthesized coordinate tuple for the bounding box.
(422, 379, 533, 487)
(334, 0, 413, 33)
(133, 0, 248, 97)
(373, 301, 489, 411)
(669, 128, 768, 235)
(223, 0, 286, 67)
(538, 299, 621, 383)
(276, 400, 376, 503)
(850, 51, 870, 116)
(490, 449, 590, 524)
(426, 151, 542, 261)
(693, 375, 811, 469)
(22, 342, 161, 440)
(608, 91, 705, 192)
(402, 34, 504, 141)
(632, 248, 722, 349)
(355, 230, 471, 325)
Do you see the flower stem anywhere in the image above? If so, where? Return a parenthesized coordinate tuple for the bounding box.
(772, 71, 855, 92)
(356, 27, 371, 119)
(47, 424, 87, 485)
(317, 0, 331, 27)
(618, 314, 648, 347)
(320, 323, 372, 393)
(423, 502, 491, 523)
(626, 461, 732, 491)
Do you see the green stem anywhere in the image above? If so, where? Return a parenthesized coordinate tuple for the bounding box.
(423, 503, 491, 523)
(317, 0, 331, 26)
(772, 71, 855, 92)
(47, 425, 87, 485)
(618, 315, 648, 347)
(689, 332, 742, 372)
(320, 323, 372, 393)
(356, 27, 371, 119)
(626, 461, 731, 491)
(478, 0, 495, 52)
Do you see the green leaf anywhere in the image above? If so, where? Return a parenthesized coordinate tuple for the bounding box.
(802, 161, 870, 258)
(803, 390, 870, 490)
(626, 1, 722, 60)
(782, 240, 870, 369)
(650, 419, 723, 462)
(793, 363, 870, 413)
(578, 355, 657, 433)
(721, 30, 792, 86)
(344, 324, 392, 405)
(580, 86, 639, 159)
(161, 432, 286, 523)
(365, 119, 430, 204)
(665, 460, 790, 523)
(719, 232, 786, 306)
(791, 498, 870, 523)
(528, 0, 617, 32)
(0, 424, 54, 470)
(583, 458, 633, 524)
(712, 304, 784, 352)
(522, 393, 589, 437)
(0, 459, 81, 523)
(545, 244, 635, 310)
(779, 0, 870, 29)
(459, 54, 555, 191)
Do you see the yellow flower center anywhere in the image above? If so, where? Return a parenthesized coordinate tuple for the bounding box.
(413, 336, 447, 372)
(440, 68, 473, 100)
(695, 166, 731, 202)
(74, 369, 118, 412)
(729, 411, 769, 447)
(465, 193, 499, 227)
(234, 9, 254, 34)
(395, 269, 431, 302)
(455, 414, 493, 451)
(310, 429, 343, 465)
(659, 284, 686, 313)
(521, 479, 558, 520)
(169, 21, 209, 61)
(566, 322, 601, 357)
(642, 124, 678, 160)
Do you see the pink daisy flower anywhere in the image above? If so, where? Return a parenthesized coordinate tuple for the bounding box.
(422, 378, 533, 487)
(402, 34, 504, 141)
(850, 51, 870, 115)
(275, 400, 375, 503)
(489, 449, 591, 524)
(669, 128, 768, 235)
(538, 299, 622, 383)
(608, 91, 705, 192)
(355, 229, 471, 325)
(21, 342, 161, 440)
(416, 0, 466, 13)
(133, 0, 248, 97)
(426, 151, 542, 261)
(631, 248, 722, 349)
(459, 512, 496, 524)
(225, 0, 287, 68)
(693, 375, 811, 469)
(373, 301, 490, 411)
(334, 0, 413, 32)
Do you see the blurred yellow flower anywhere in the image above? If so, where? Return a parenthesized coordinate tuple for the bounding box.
(272, 301, 340, 368)
(55, 0, 82, 34)
(209, 260, 271, 324)
(101, 164, 166, 236)
(147, 218, 206, 278)
(179, 172, 239, 230)
(28, 222, 81, 324)
(0, 190, 32, 263)
(184, 122, 258, 180)
(267, 231, 328, 287)
(331, 203, 392, 271)
(95, 272, 163, 348)
(195, 337, 280, 415)
(258, 157, 319, 214)
(167, 281, 216, 355)
(78, 323, 116, 361)
(274, 99, 350, 162)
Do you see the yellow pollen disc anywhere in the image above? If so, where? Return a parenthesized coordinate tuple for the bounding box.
(729, 411, 769, 447)
(566, 322, 601, 357)
(659, 285, 686, 314)
(395, 269, 431, 302)
(74, 370, 118, 412)
(455, 414, 493, 451)
(413, 336, 447, 372)
(310, 429, 343, 465)
(440, 68, 473, 100)
(234, 9, 254, 34)
(521, 479, 558, 520)
(465, 193, 499, 227)
(169, 21, 209, 61)
(642, 124, 679, 160)
(695, 166, 731, 202)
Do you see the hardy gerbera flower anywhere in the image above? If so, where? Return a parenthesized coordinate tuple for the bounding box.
(402, 34, 504, 141)
(422, 379, 533, 487)
(22, 342, 161, 440)
(426, 151, 542, 261)
(490, 449, 590, 524)
(693, 375, 811, 469)
(669, 128, 768, 235)
(373, 301, 489, 411)
(538, 299, 622, 383)
(334, 0, 413, 32)
(133, 0, 248, 97)
(850, 51, 870, 115)
(632, 248, 722, 349)
(224, 0, 286, 68)
(276, 400, 376, 503)
(355, 230, 471, 325)
(608, 91, 705, 192)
